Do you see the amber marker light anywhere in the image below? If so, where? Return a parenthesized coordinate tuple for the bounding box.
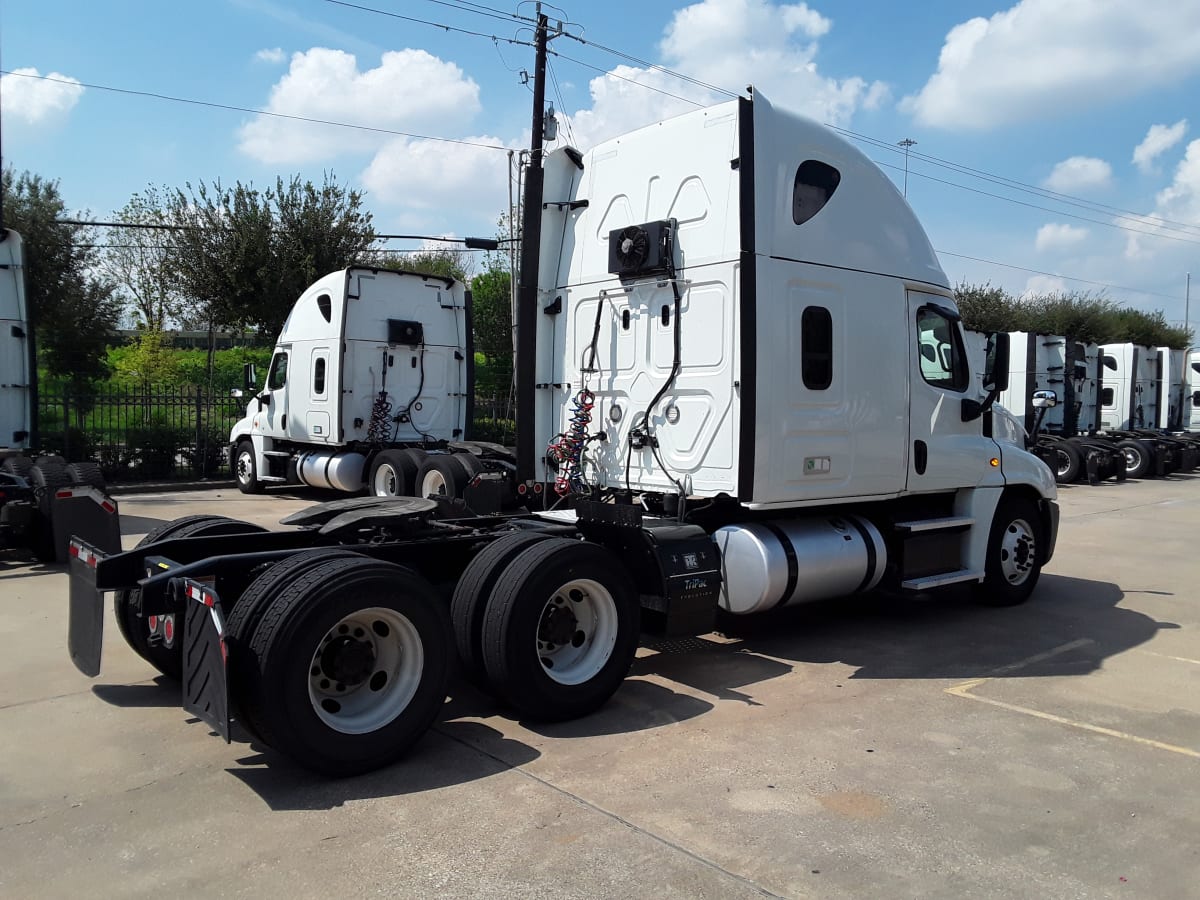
(989, 458, 1000, 467)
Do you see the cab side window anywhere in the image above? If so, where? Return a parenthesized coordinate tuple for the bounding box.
(915, 308, 967, 391)
(267, 352, 289, 391)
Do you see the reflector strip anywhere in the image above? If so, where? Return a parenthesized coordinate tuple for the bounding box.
(56, 489, 74, 499)
(101, 501, 116, 513)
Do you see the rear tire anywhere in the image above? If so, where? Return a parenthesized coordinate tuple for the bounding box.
(234, 440, 263, 494)
(415, 454, 471, 500)
(1, 456, 33, 479)
(65, 461, 106, 490)
(450, 531, 552, 684)
(114, 516, 267, 679)
(240, 556, 451, 776)
(481, 538, 640, 721)
(1051, 442, 1082, 484)
(1116, 439, 1150, 478)
(975, 495, 1044, 607)
(227, 548, 370, 741)
(28, 461, 70, 562)
(368, 450, 417, 497)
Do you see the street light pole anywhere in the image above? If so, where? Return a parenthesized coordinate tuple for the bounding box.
(898, 138, 917, 198)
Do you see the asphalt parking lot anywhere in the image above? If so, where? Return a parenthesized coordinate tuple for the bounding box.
(1, 478, 1197, 899)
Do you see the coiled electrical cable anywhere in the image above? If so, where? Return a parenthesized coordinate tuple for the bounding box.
(547, 388, 595, 495)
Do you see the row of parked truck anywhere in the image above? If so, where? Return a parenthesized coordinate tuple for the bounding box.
(988, 333, 1200, 483)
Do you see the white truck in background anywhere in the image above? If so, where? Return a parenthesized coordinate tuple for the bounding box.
(228, 266, 515, 503)
(69, 90, 1061, 776)
(1, 228, 120, 560)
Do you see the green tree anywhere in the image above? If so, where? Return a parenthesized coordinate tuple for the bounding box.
(162, 173, 376, 342)
(101, 186, 183, 330)
(1, 167, 120, 390)
(471, 255, 513, 363)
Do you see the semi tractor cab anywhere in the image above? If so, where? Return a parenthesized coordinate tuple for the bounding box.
(229, 266, 514, 500)
(66, 91, 1060, 776)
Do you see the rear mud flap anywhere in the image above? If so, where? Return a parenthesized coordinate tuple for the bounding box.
(67, 539, 106, 677)
(177, 578, 232, 744)
(53, 487, 121, 563)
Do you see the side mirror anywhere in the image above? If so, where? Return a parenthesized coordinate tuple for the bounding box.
(983, 332, 1010, 392)
(1192, 390, 1200, 407)
(1032, 389, 1058, 409)
(243, 362, 258, 391)
(230, 388, 244, 398)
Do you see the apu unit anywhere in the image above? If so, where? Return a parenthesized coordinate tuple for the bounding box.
(608, 219, 676, 281)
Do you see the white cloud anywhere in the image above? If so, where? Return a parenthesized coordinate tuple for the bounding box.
(1125, 138, 1200, 259)
(1035, 223, 1088, 252)
(1022, 275, 1068, 297)
(237, 48, 480, 164)
(1132, 120, 1188, 173)
(902, 1, 1200, 129)
(361, 135, 518, 230)
(255, 47, 285, 64)
(563, 0, 887, 149)
(1043, 157, 1112, 193)
(0, 67, 84, 125)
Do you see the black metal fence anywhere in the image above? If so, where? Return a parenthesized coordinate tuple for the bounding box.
(37, 384, 245, 481)
(35, 383, 518, 483)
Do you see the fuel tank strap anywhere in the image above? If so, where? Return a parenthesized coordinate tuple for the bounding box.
(761, 521, 798, 609)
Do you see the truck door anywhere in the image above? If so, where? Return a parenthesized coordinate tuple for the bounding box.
(258, 347, 291, 439)
(906, 292, 996, 493)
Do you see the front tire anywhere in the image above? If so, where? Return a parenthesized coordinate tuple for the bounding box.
(481, 538, 640, 721)
(239, 556, 451, 776)
(976, 496, 1044, 607)
(234, 440, 263, 494)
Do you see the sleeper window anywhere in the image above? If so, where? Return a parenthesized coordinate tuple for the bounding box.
(800, 306, 833, 390)
(792, 160, 841, 226)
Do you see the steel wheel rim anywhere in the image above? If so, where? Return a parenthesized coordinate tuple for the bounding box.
(535, 577, 618, 685)
(422, 469, 448, 496)
(307, 607, 423, 734)
(236, 450, 254, 486)
(999, 517, 1037, 586)
(1122, 446, 1141, 470)
(1055, 450, 1072, 477)
(373, 463, 400, 497)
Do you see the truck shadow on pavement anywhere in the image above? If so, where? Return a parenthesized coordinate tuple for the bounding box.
(107, 573, 1170, 809)
(638, 574, 1172, 692)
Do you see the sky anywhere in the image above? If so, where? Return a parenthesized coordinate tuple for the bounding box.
(2, 0, 1199, 332)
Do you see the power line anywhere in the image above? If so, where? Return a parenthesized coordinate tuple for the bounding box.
(937, 249, 1186, 303)
(871, 157, 1200, 248)
(323, 0, 532, 43)
(0, 70, 510, 152)
(549, 48, 708, 109)
(837, 125, 1200, 237)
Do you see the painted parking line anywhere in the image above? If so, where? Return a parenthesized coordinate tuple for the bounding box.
(945, 639, 1200, 761)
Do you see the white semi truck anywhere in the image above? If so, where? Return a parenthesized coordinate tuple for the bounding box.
(66, 90, 1060, 776)
(1, 228, 120, 560)
(228, 266, 515, 501)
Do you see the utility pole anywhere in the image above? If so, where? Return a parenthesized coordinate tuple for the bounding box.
(898, 138, 917, 198)
(514, 4, 550, 487)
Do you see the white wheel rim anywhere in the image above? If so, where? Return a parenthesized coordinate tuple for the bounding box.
(999, 517, 1037, 586)
(236, 450, 253, 485)
(307, 607, 424, 734)
(373, 463, 400, 496)
(422, 469, 448, 496)
(1123, 447, 1141, 470)
(535, 577, 619, 685)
